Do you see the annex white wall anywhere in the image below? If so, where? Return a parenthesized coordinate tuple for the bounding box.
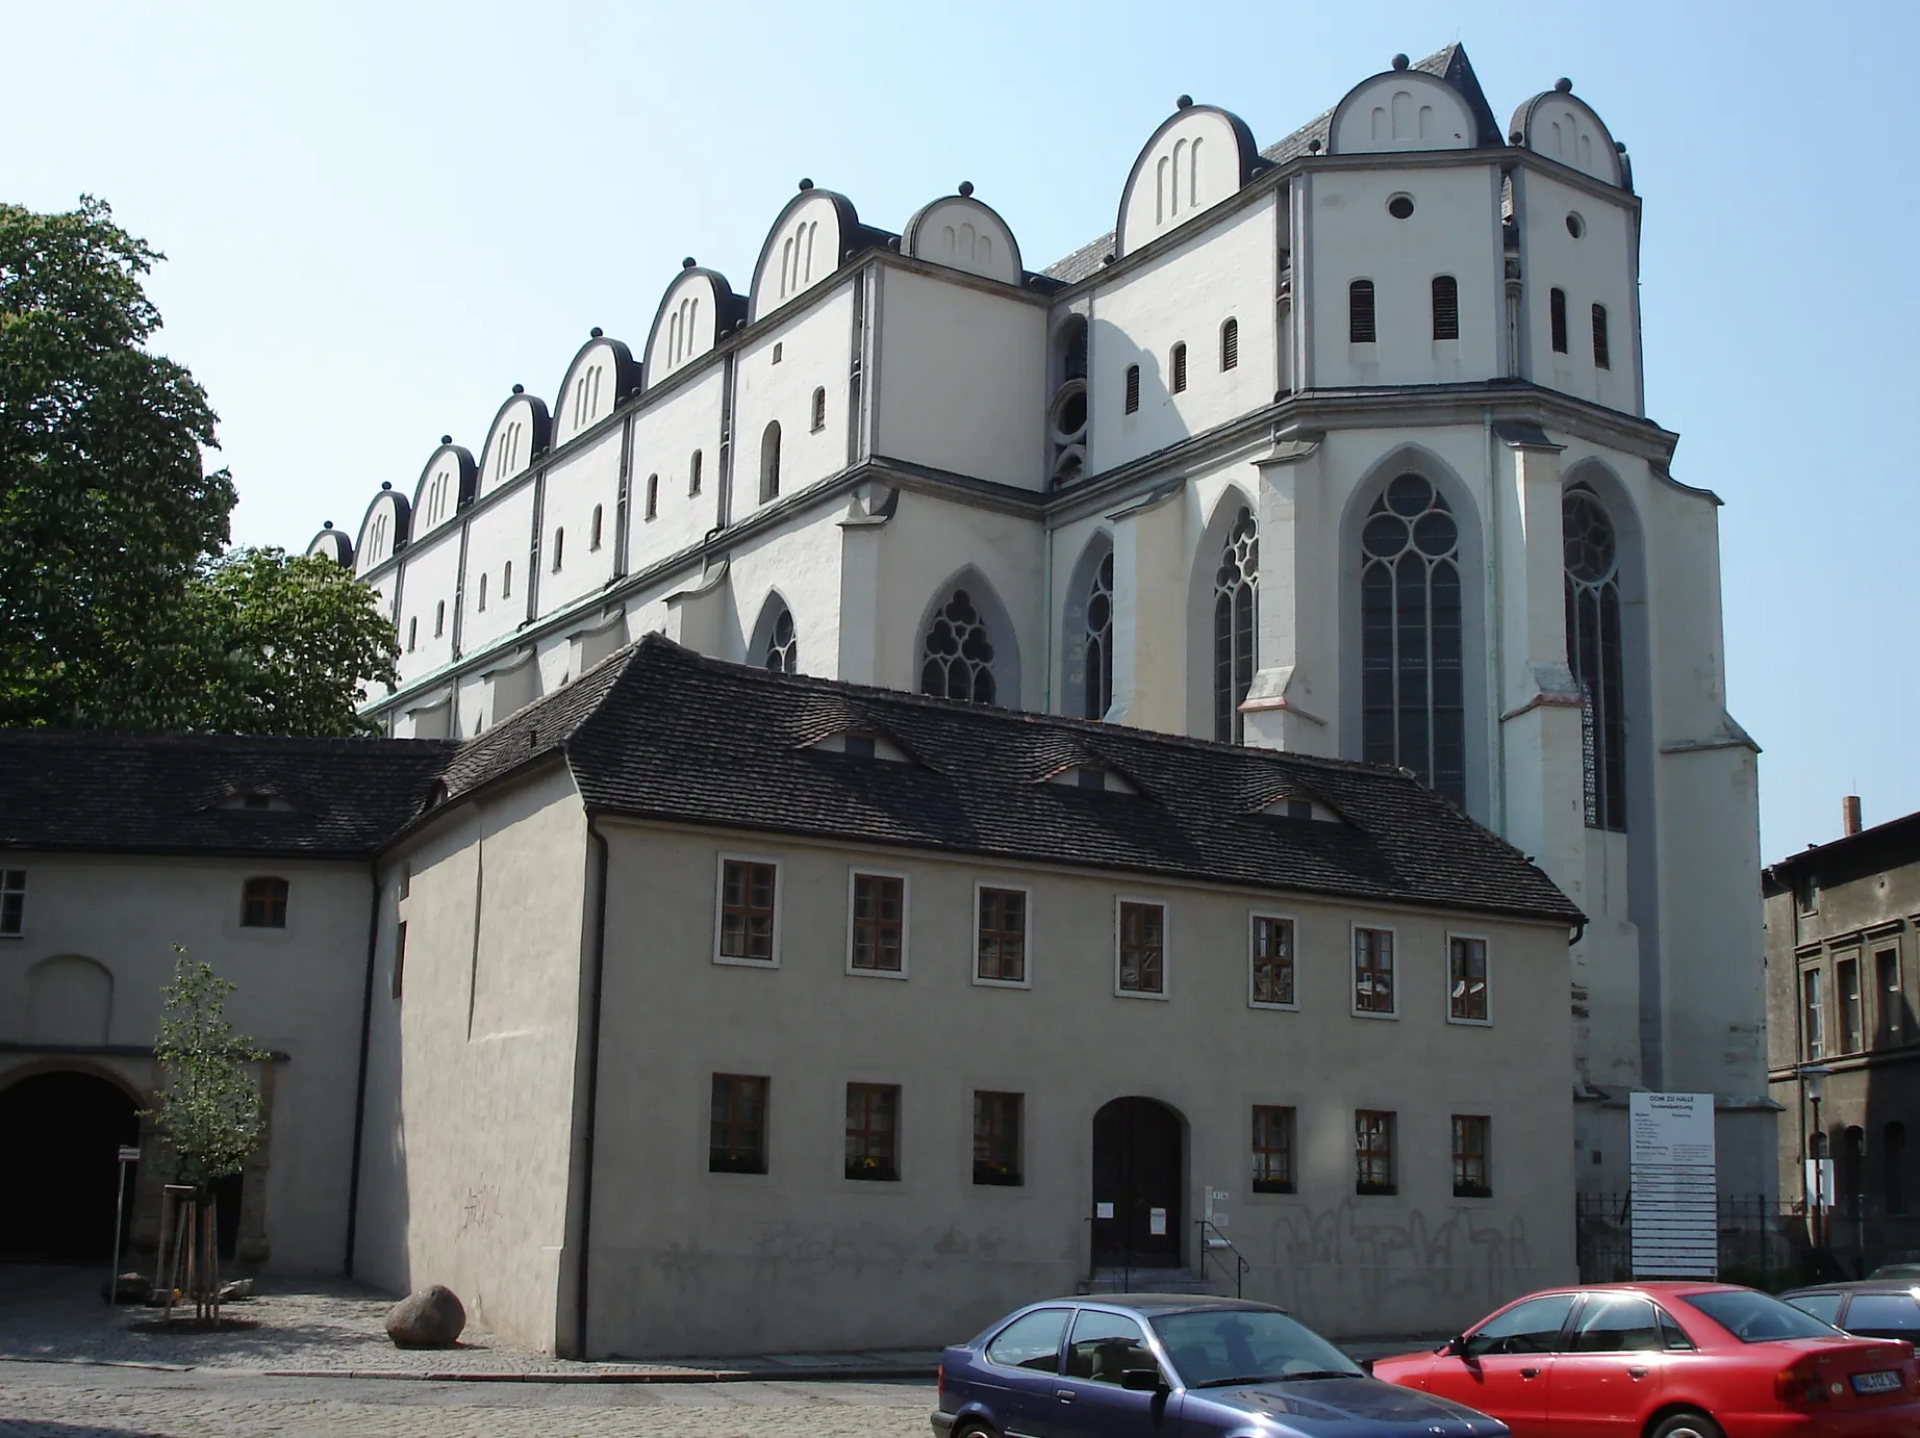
(628, 364, 727, 564)
(1305, 162, 1504, 388)
(537, 424, 623, 617)
(874, 267, 1046, 489)
(1514, 169, 1640, 413)
(724, 508, 848, 674)
(731, 282, 856, 512)
(460, 483, 537, 656)
(1088, 197, 1278, 475)
(394, 526, 462, 690)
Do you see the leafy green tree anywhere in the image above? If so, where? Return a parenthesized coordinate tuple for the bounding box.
(147, 948, 270, 1190)
(1, 198, 397, 735)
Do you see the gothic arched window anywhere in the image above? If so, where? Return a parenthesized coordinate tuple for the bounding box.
(764, 606, 798, 673)
(921, 589, 997, 705)
(1360, 474, 1465, 804)
(1213, 505, 1258, 742)
(1563, 484, 1626, 831)
(1083, 550, 1114, 720)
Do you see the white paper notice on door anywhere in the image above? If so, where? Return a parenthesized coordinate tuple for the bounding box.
(1096, 1202, 1114, 1219)
(1149, 1207, 1167, 1235)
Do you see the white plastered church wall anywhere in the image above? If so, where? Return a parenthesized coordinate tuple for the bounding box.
(732, 282, 857, 511)
(629, 364, 727, 560)
(1513, 169, 1640, 414)
(460, 482, 538, 660)
(1116, 106, 1253, 257)
(1330, 71, 1477, 154)
(903, 197, 1021, 285)
(749, 191, 848, 323)
(723, 512, 848, 675)
(479, 396, 542, 499)
(392, 525, 462, 697)
(873, 266, 1047, 489)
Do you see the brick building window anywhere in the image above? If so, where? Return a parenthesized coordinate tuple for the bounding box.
(846, 1082, 899, 1181)
(1803, 968, 1824, 1061)
(973, 1091, 1022, 1185)
(1252, 1105, 1295, 1193)
(717, 859, 777, 962)
(709, 1074, 768, 1174)
(241, 876, 289, 929)
(1838, 956, 1864, 1054)
(849, 873, 906, 973)
(1453, 1114, 1492, 1197)
(1356, 1110, 1396, 1195)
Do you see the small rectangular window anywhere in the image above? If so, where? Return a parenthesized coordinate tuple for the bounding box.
(1431, 275, 1459, 341)
(1117, 899, 1165, 995)
(1170, 342, 1188, 394)
(1124, 364, 1141, 414)
(973, 1091, 1022, 1185)
(1252, 1105, 1295, 1193)
(1453, 1114, 1492, 1197)
(502, 561, 513, 598)
(0, 869, 25, 937)
(718, 858, 777, 963)
(710, 1074, 769, 1174)
(1354, 926, 1395, 1015)
(689, 449, 703, 496)
(1449, 936, 1489, 1022)
(1349, 279, 1377, 343)
(1550, 287, 1569, 354)
(1356, 1109, 1396, 1194)
(1803, 968, 1824, 1060)
(1877, 948, 1904, 1047)
(1250, 915, 1295, 1007)
(977, 886, 1028, 985)
(1220, 317, 1239, 371)
(850, 872, 906, 973)
(644, 475, 658, 521)
(391, 919, 406, 999)
(1591, 303, 1611, 369)
(846, 1082, 899, 1181)
(1839, 956, 1864, 1054)
(242, 876, 289, 929)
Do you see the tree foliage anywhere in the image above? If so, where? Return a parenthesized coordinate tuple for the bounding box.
(1, 197, 396, 735)
(147, 949, 271, 1190)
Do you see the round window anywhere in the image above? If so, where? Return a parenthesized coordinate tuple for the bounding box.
(1566, 212, 1585, 238)
(1387, 194, 1415, 220)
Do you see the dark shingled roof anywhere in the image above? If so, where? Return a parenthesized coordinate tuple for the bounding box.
(0, 731, 456, 859)
(1043, 44, 1504, 284)
(449, 637, 1581, 926)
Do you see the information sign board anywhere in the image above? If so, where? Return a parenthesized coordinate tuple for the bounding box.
(1630, 1092, 1717, 1278)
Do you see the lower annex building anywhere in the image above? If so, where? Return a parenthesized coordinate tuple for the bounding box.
(1, 639, 1583, 1356)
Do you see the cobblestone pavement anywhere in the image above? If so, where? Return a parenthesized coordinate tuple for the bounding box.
(0, 1268, 937, 1379)
(0, 1360, 936, 1437)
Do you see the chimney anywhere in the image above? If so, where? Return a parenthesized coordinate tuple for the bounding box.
(1843, 795, 1863, 837)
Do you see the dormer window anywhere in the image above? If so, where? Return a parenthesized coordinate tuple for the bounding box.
(809, 730, 910, 763)
(1257, 791, 1340, 823)
(218, 792, 296, 814)
(1047, 765, 1137, 795)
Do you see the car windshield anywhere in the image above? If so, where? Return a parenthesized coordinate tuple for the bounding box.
(1150, 1309, 1363, 1388)
(1686, 1289, 1846, 1343)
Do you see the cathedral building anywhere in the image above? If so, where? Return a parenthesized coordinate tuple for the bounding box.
(309, 46, 1771, 1206)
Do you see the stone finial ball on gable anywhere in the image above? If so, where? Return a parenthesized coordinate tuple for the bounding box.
(1391, 53, 1410, 70)
(682, 256, 696, 269)
(1176, 94, 1193, 109)
(440, 434, 452, 445)
(798, 178, 814, 191)
(323, 520, 333, 529)
(590, 326, 604, 338)
(512, 383, 524, 394)
(958, 180, 974, 197)
(382, 481, 392, 490)
(1555, 76, 1574, 93)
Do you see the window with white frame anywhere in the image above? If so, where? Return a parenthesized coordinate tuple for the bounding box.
(976, 885, 1029, 985)
(1353, 926, 1395, 1015)
(849, 871, 907, 974)
(1250, 914, 1295, 1007)
(0, 870, 24, 936)
(1448, 935, 1489, 1022)
(1117, 899, 1166, 996)
(716, 857, 779, 964)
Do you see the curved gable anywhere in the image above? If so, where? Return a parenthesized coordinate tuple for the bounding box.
(1330, 68, 1478, 153)
(1116, 101, 1262, 258)
(355, 485, 412, 573)
(750, 186, 864, 322)
(554, 333, 641, 443)
(307, 524, 353, 567)
(1511, 83, 1624, 187)
(644, 265, 745, 385)
(478, 390, 552, 497)
(902, 191, 1022, 284)
(409, 440, 477, 540)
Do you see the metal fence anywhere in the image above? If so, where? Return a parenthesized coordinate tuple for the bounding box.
(1575, 1191, 1920, 1291)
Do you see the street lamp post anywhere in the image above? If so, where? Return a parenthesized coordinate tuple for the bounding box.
(1802, 1064, 1832, 1251)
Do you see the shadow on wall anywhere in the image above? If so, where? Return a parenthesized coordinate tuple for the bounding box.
(1086, 318, 1195, 480)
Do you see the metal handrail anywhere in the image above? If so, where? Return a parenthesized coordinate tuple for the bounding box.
(1195, 1219, 1250, 1298)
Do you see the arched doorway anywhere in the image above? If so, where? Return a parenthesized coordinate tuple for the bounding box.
(1091, 1096, 1184, 1267)
(0, 1071, 139, 1263)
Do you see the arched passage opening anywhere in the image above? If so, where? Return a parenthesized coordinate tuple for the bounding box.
(0, 1071, 139, 1263)
(1091, 1095, 1185, 1268)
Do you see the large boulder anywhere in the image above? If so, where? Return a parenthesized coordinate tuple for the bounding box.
(385, 1285, 466, 1348)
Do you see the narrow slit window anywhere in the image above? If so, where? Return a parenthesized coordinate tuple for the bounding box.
(689, 449, 703, 496)
(407, 617, 417, 652)
(590, 504, 604, 550)
(1350, 280, 1377, 343)
(644, 475, 658, 521)
(1431, 275, 1459, 341)
(1220, 317, 1239, 371)
(434, 600, 445, 638)
(1124, 364, 1141, 414)
(1591, 304, 1611, 369)
(1550, 287, 1569, 354)
(477, 574, 487, 612)
(810, 386, 826, 432)
(552, 528, 565, 572)
(760, 421, 781, 502)
(501, 561, 512, 598)
(1170, 342, 1188, 394)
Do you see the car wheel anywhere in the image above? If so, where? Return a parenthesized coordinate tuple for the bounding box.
(1649, 1409, 1723, 1438)
(954, 1424, 1000, 1438)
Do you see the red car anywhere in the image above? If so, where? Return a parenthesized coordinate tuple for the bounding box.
(1371, 1283, 1920, 1438)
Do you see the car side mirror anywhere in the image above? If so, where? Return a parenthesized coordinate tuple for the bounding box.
(1445, 1335, 1469, 1358)
(1121, 1367, 1168, 1393)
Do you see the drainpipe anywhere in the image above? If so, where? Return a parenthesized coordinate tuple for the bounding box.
(1484, 407, 1507, 835)
(343, 864, 381, 1276)
(571, 814, 613, 1359)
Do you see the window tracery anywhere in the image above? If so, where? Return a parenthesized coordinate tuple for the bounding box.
(764, 606, 798, 673)
(1360, 474, 1465, 804)
(1083, 550, 1114, 720)
(921, 589, 997, 705)
(1563, 484, 1626, 831)
(1212, 506, 1258, 742)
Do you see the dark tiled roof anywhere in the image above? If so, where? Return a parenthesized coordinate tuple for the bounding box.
(454, 637, 1580, 926)
(1042, 45, 1504, 282)
(0, 731, 455, 859)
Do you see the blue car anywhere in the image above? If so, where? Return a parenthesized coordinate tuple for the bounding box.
(933, 1294, 1510, 1438)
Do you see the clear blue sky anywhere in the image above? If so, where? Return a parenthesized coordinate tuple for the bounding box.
(6, 0, 1910, 861)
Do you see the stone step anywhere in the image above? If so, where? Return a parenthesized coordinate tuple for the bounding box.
(1075, 1269, 1226, 1296)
